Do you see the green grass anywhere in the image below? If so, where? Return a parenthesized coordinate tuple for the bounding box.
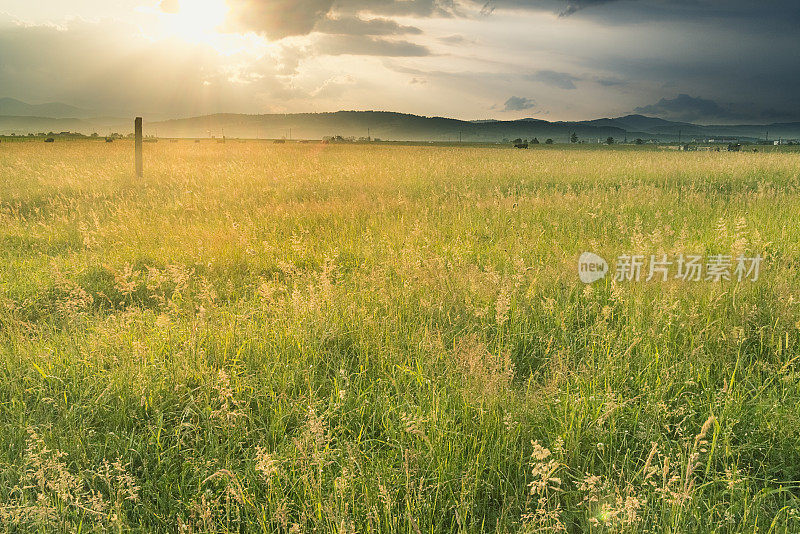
(1, 140, 800, 532)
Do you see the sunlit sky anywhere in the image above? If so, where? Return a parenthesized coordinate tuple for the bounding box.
(1, 0, 799, 123)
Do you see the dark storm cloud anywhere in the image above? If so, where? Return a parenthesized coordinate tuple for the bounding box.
(477, 0, 800, 36)
(634, 94, 800, 124)
(589, 43, 800, 123)
(635, 94, 737, 122)
(503, 96, 536, 111)
(477, 0, 800, 123)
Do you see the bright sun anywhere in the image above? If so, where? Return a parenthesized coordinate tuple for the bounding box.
(160, 0, 230, 48)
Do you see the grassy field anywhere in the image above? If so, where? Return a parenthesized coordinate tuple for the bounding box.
(1, 140, 799, 532)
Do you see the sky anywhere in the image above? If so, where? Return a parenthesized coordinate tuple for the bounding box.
(0, 0, 798, 123)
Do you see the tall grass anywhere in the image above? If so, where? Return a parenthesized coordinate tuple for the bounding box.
(1, 140, 799, 532)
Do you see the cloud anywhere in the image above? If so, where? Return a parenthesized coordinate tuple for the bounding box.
(438, 34, 473, 44)
(315, 16, 422, 35)
(478, 0, 625, 17)
(223, 0, 336, 39)
(222, 0, 457, 39)
(0, 18, 308, 117)
(633, 94, 762, 123)
(596, 77, 626, 87)
(314, 35, 431, 56)
(477, 0, 800, 29)
(4, 0, 800, 123)
(336, 0, 458, 18)
(525, 69, 579, 89)
(635, 93, 800, 124)
(558, 0, 621, 16)
(310, 74, 357, 97)
(503, 96, 536, 111)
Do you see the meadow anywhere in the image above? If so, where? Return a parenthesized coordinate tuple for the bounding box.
(1, 140, 799, 532)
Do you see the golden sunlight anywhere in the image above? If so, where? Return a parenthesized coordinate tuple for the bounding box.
(159, 0, 229, 46)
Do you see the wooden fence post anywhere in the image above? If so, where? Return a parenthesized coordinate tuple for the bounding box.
(135, 117, 143, 177)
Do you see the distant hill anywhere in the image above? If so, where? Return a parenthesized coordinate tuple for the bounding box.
(0, 97, 95, 119)
(576, 115, 701, 135)
(576, 114, 800, 141)
(149, 111, 800, 142)
(149, 111, 633, 142)
(0, 115, 93, 133)
(1, 98, 799, 141)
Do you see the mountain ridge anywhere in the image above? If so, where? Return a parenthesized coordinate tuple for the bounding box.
(0, 97, 95, 119)
(0, 99, 798, 141)
(146, 111, 800, 142)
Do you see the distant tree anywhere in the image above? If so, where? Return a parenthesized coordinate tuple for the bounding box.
(635, 138, 644, 145)
(512, 138, 523, 144)
(545, 138, 554, 145)
(606, 137, 614, 145)
(91, 132, 98, 138)
(531, 137, 539, 144)
(570, 132, 578, 143)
